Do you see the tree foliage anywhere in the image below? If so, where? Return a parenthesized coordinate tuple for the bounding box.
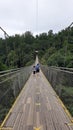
(0, 27, 73, 71)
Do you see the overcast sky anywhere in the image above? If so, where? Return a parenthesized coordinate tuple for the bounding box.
(0, 0, 73, 38)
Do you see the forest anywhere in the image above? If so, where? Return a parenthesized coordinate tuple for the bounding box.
(0, 26, 73, 71)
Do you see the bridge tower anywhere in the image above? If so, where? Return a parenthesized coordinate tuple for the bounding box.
(0, 26, 10, 66)
(64, 22, 73, 66)
(0, 26, 9, 38)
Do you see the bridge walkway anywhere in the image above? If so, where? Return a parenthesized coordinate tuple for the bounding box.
(0, 70, 73, 130)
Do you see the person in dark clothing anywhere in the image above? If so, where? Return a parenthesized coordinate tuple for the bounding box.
(35, 63, 40, 73)
(33, 66, 36, 74)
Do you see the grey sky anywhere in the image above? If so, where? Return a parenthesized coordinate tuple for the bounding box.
(0, 0, 73, 37)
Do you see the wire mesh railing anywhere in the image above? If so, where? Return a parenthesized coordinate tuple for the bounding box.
(0, 66, 32, 124)
(41, 65, 73, 87)
(41, 65, 73, 116)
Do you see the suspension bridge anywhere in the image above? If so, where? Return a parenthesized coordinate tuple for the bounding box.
(0, 56, 73, 130)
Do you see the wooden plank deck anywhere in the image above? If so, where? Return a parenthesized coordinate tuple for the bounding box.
(1, 70, 73, 130)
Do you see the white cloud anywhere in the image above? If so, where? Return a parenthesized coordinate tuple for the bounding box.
(0, 0, 73, 37)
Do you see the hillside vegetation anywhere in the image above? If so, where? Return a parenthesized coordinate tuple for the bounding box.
(0, 27, 73, 70)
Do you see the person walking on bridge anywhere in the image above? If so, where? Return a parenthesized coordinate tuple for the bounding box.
(33, 65, 36, 74)
(35, 63, 40, 73)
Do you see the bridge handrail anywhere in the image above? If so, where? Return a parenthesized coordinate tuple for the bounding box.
(0, 65, 32, 123)
(0, 66, 32, 82)
(50, 66, 73, 72)
(0, 68, 21, 75)
(41, 64, 73, 87)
